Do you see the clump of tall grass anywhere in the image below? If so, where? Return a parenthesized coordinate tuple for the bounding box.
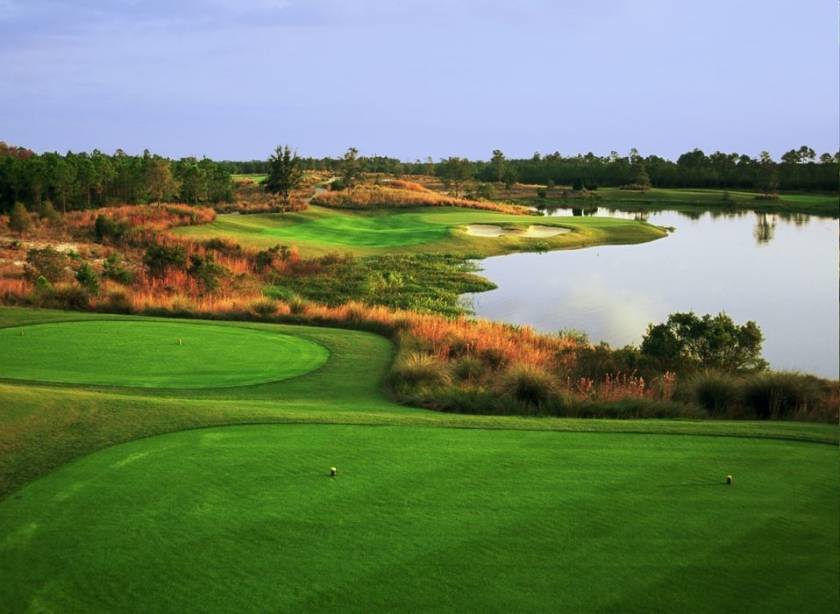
(498, 364, 559, 407)
(312, 184, 533, 216)
(388, 351, 451, 390)
(741, 372, 831, 420)
(677, 371, 837, 421)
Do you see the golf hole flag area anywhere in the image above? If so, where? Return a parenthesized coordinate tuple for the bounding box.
(0, 320, 329, 388)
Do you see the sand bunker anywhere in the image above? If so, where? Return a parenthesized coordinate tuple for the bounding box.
(521, 225, 571, 238)
(465, 224, 571, 238)
(465, 224, 506, 237)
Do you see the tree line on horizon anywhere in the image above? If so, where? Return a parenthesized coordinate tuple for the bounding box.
(2, 142, 838, 214)
(0, 144, 232, 214)
(225, 145, 840, 192)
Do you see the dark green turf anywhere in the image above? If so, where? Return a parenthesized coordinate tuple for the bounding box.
(0, 320, 329, 389)
(0, 424, 836, 613)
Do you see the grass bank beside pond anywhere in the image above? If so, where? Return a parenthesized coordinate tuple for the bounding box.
(518, 187, 839, 217)
(266, 253, 495, 316)
(174, 205, 668, 257)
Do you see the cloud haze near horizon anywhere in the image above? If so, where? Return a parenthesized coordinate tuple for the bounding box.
(1, 0, 837, 160)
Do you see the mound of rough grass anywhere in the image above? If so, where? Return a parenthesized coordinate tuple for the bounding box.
(313, 183, 533, 216)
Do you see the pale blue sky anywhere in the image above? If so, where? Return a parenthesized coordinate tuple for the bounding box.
(1, 0, 837, 160)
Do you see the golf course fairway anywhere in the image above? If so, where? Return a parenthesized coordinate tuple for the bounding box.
(174, 205, 667, 256)
(0, 424, 836, 612)
(0, 320, 329, 388)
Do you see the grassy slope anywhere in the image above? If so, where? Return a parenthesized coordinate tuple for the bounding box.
(523, 187, 839, 217)
(1, 424, 837, 612)
(174, 205, 667, 256)
(1, 307, 837, 502)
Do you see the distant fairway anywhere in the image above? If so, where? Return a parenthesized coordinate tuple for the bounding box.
(0, 320, 329, 388)
(174, 205, 667, 256)
(0, 424, 836, 612)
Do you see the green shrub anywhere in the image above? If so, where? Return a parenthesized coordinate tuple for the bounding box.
(102, 291, 132, 314)
(94, 215, 128, 243)
(250, 298, 278, 318)
(453, 356, 485, 382)
(741, 373, 826, 420)
(143, 244, 186, 278)
(9, 202, 31, 235)
(102, 254, 134, 285)
(40, 200, 62, 225)
(24, 248, 69, 283)
(188, 253, 224, 292)
(75, 263, 100, 295)
(499, 365, 557, 407)
(288, 298, 307, 315)
(36, 285, 90, 310)
(678, 372, 741, 417)
(641, 312, 767, 373)
(573, 343, 643, 380)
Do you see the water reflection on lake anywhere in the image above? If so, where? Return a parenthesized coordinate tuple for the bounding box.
(465, 207, 839, 378)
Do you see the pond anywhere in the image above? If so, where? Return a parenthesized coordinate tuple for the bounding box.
(464, 207, 839, 378)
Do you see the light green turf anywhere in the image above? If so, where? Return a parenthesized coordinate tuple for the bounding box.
(0, 423, 836, 612)
(174, 205, 667, 256)
(0, 320, 329, 389)
(0, 307, 837, 611)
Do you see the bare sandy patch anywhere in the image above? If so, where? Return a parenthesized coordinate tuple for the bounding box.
(465, 224, 506, 237)
(521, 225, 571, 238)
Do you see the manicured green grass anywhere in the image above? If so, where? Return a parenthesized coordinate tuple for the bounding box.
(1, 307, 836, 500)
(0, 307, 837, 611)
(0, 320, 329, 389)
(231, 173, 267, 184)
(1, 423, 836, 612)
(175, 205, 667, 256)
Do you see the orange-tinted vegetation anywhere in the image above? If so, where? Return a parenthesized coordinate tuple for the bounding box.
(312, 182, 534, 216)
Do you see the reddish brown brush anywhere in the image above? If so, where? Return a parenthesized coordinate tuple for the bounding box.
(312, 185, 533, 216)
(66, 204, 216, 233)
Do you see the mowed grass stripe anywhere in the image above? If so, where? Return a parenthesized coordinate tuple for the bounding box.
(0, 320, 329, 389)
(0, 424, 836, 612)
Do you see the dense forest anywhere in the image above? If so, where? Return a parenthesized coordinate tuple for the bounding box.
(1, 142, 837, 213)
(0, 143, 232, 213)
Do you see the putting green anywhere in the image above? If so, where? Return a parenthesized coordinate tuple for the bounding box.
(0, 424, 836, 612)
(0, 321, 329, 388)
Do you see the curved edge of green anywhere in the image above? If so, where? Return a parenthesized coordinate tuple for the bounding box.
(0, 319, 332, 391)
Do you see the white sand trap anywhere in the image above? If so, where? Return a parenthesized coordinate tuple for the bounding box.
(466, 224, 506, 237)
(521, 225, 571, 238)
